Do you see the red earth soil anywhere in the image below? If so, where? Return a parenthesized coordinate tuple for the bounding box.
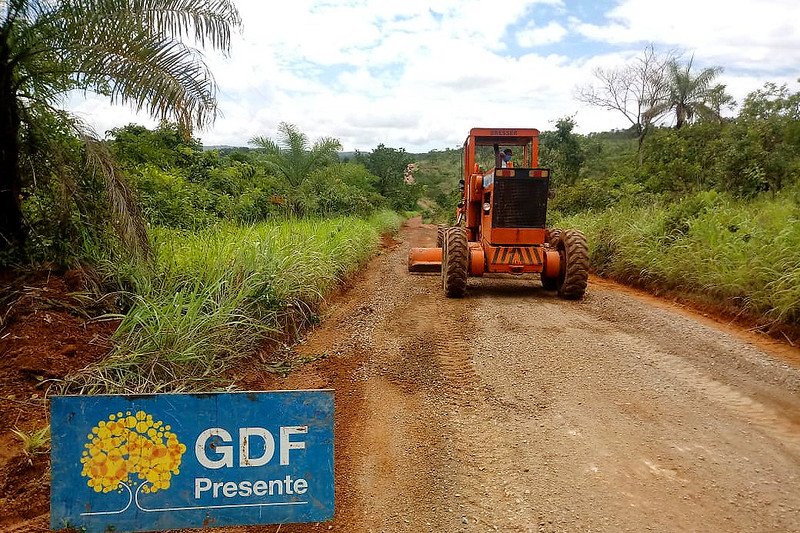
(0, 270, 119, 531)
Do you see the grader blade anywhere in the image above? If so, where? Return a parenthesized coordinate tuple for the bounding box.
(407, 247, 442, 273)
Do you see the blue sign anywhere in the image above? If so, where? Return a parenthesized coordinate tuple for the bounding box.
(51, 390, 334, 532)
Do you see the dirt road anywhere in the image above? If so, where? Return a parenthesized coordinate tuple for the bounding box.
(259, 218, 800, 533)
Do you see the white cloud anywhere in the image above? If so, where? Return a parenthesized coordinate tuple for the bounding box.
(65, 94, 157, 136)
(518, 21, 568, 47)
(574, 0, 800, 71)
(199, 0, 586, 149)
(63, 0, 800, 151)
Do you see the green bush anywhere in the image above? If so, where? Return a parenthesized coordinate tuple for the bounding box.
(550, 175, 648, 216)
(129, 165, 219, 229)
(109, 124, 394, 227)
(636, 83, 800, 198)
(293, 163, 385, 217)
(556, 190, 800, 328)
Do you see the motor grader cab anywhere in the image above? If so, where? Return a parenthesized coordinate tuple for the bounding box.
(408, 127, 589, 299)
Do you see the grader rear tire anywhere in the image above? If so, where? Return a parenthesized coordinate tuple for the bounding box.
(556, 229, 589, 300)
(436, 224, 446, 248)
(442, 227, 468, 298)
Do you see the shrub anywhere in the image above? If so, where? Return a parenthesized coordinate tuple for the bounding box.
(555, 190, 800, 328)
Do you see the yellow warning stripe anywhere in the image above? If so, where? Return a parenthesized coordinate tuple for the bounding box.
(490, 247, 542, 265)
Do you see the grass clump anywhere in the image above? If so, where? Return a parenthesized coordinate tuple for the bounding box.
(11, 425, 51, 463)
(555, 190, 800, 332)
(64, 211, 402, 393)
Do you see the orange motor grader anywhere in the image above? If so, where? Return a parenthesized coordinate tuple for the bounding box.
(408, 127, 588, 299)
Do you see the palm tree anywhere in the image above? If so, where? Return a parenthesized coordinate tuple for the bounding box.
(0, 0, 241, 256)
(250, 123, 342, 187)
(707, 83, 736, 123)
(646, 57, 724, 129)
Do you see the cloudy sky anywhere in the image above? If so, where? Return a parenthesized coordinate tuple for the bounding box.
(67, 0, 800, 152)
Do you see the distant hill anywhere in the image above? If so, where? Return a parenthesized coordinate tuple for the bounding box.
(203, 145, 250, 152)
(203, 147, 371, 161)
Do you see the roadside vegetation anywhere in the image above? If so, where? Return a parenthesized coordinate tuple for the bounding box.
(1, 0, 416, 393)
(11, 425, 51, 463)
(557, 192, 799, 329)
(11, 114, 411, 393)
(64, 212, 401, 393)
(551, 64, 800, 337)
(18, 118, 411, 393)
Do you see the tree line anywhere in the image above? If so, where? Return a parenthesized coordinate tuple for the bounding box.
(575, 45, 736, 155)
(537, 46, 799, 214)
(15, 119, 419, 266)
(1, 2, 796, 271)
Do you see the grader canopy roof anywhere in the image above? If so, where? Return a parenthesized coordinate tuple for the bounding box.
(464, 128, 541, 170)
(466, 128, 540, 147)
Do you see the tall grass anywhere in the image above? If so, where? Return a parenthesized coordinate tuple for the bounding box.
(555, 189, 800, 331)
(64, 211, 402, 393)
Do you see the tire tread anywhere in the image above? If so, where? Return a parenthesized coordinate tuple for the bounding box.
(442, 227, 468, 298)
(558, 229, 589, 299)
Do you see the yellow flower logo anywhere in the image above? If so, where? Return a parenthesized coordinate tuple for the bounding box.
(80, 410, 187, 494)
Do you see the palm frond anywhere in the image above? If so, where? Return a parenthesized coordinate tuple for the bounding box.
(692, 102, 721, 123)
(313, 137, 343, 154)
(301, 137, 342, 177)
(134, 0, 241, 51)
(15, 102, 151, 260)
(692, 66, 723, 93)
(249, 124, 342, 187)
(249, 135, 280, 154)
(61, 24, 217, 131)
(1, 0, 240, 260)
(655, 56, 725, 127)
(279, 122, 310, 152)
(56, 0, 241, 51)
(83, 136, 152, 260)
(14, 0, 240, 131)
(1, 0, 36, 28)
(643, 101, 671, 123)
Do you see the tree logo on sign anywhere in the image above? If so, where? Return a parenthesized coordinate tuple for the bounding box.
(81, 410, 187, 496)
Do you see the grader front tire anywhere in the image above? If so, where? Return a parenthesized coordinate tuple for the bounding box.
(541, 272, 558, 291)
(442, 227, 468, 298)
(557, 229, 589, 300)
(546, 228, 562, 248)
(436, 224, 446, 248)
